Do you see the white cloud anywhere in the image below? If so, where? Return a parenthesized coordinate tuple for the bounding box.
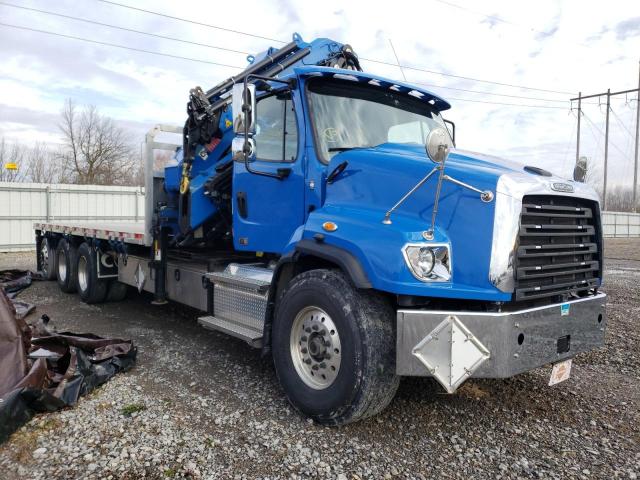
(0, 0, 638, 187)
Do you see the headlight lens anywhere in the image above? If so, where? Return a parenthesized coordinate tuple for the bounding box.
(403, 245, 451, 282)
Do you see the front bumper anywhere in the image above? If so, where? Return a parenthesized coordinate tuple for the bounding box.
(396, 293, 607, 391)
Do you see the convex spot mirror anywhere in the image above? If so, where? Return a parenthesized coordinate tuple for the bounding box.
(232, 137, 256, 162)
(425, 127, 453, 164)
(232, 83, 256, 135)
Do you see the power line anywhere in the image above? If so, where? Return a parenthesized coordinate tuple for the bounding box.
(609, 108, 636, 175)
(582, 111, 633, 161)
(445, 96, 567, 109)
(0, 1, 252, 56)
(429, 0, 597, 52)
(96, 0, 283, 43)
(430, 0, 552, 36)
(609, 107, 636, 140)
(95, 0, 576, 96)
(357, 57, 573, 95)
(0, 22, 564, 110)
(0, 21, 573, 111)
(561, 110, 578, 173)
(582, 112, 604, 158)
(1, 1, 574, 104)
(411, 80, 569, 103)
(0, 22, 244, 69)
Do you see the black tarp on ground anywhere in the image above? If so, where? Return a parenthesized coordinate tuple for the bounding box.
(0, 269, 42, 319)
(0, 271, 136, 443)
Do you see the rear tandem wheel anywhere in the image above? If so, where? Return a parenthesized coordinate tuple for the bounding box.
(55, 238, 77, 293)
(76, 242, 108, 304)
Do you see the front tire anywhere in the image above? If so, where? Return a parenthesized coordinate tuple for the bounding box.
(56, 239, 77, 293)
(272, 269, 399, 425)
(76, 242, 108, 304)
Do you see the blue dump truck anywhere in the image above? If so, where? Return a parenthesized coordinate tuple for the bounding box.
(34, 34, 606, 425)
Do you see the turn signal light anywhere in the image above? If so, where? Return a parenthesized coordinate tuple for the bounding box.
(322, 222, 338, 232)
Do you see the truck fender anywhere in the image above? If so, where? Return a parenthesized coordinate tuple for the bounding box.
(261, 239, 372, 355)
(294, 239, 372, 289)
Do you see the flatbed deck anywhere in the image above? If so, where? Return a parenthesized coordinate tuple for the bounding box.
(35, 220, 147, 246)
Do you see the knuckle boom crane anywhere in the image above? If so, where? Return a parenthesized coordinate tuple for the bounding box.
(171, 34, 361, 242)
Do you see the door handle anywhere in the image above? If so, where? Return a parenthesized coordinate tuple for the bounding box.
(236, 191, 248, 218)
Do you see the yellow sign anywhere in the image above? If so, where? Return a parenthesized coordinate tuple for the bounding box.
(5, 163, 18, 171)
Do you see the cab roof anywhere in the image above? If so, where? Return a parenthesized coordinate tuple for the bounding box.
(291, 66, 451, 112)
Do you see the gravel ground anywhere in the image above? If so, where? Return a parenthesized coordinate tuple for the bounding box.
(0, 239, 638, 480)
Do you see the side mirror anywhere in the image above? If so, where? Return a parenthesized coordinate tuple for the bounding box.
(232, 137, 255, 162)
(443, 119, 456, 146)
(573, 156, 587, 183)
(425, 128, 452, 164)
(232, 83, 256, 135)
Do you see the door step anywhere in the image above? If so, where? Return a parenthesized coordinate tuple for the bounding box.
(199, 263, 273, 348)
(205, 263, 273, 293)
(198, 315, 263, 348)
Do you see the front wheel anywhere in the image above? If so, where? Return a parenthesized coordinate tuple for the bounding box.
(272, 269, 399, 425)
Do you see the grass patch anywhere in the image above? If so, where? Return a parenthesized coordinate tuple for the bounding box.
(1, 415, 64, 463)
(120, 403, 146, 416)
(164, 467, 177, 477)
(96, 401, 112, 411)
(4, 429, 40, 463)
(39, 417, 62, 431)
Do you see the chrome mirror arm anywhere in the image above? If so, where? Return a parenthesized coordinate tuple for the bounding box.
(382, 166, 439, 225)
(424, 151, 448, 240)
(443, 175, 494, 203)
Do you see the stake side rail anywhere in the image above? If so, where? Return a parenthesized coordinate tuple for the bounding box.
(34, 221, 146, 245)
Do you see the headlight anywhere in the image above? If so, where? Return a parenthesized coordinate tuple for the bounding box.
(403, 244, 451, 282)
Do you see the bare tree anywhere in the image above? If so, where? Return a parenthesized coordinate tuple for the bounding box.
(605, 186, 637, 212)
(0, 137, 26, 182)
(58, 99, 137, 185)
(576, 157, 640, 211)
(25, 142, 65, 184)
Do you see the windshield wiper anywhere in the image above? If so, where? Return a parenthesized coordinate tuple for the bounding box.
(328, 145, 375, 152)
(328, 147, 359, 152)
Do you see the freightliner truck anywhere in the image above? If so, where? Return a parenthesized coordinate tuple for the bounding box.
(34, 34, 607, 425)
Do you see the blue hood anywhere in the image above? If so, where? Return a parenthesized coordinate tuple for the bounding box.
(302, 143, 533, 301)
(323, 143, 513, 217)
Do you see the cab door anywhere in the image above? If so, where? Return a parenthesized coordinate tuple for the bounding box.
(232, 91, 304, 253)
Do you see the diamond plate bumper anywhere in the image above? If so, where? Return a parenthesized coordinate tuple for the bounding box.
(396, 293, 607, 385)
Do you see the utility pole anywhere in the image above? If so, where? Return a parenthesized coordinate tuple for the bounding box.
(603, 89, 610, 210)
(571, 81, 640, 211)
(576, 92, 582, 166)
(633, 60, 640, 212)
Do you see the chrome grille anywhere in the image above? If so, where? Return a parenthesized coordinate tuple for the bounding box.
(514, 195, 602, 301)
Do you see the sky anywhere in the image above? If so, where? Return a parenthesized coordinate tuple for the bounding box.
(1, 0, 639, 187)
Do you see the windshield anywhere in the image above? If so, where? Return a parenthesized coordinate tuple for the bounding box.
(307, 79, 450, 164)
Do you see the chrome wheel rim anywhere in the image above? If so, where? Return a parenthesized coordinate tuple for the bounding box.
(77, 256, 88, 292)
(58, 250, 67, 282)
(40, 240, 49, 274)
(290, 306, 341, 390)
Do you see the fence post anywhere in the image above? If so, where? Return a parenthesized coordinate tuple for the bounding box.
(134, 188, 139, 221)
(45, 186, 51, 222)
